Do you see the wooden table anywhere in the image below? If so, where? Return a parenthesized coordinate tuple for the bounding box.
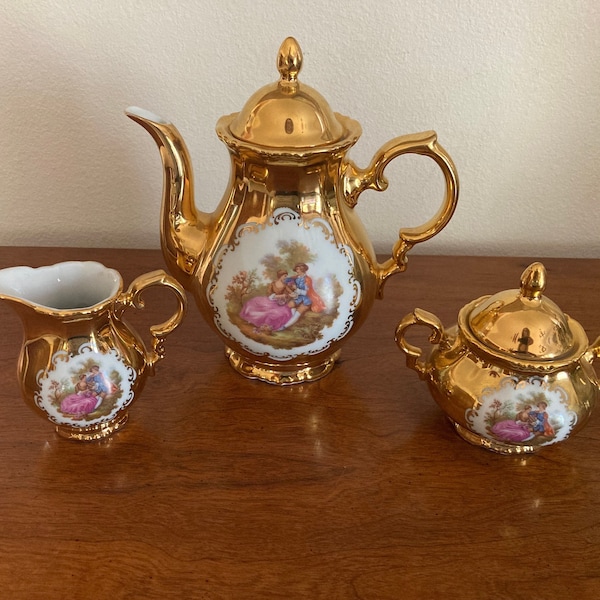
(0, 247, 599, 599)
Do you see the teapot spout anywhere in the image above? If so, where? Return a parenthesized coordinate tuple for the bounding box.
(126, 106, 209, 289)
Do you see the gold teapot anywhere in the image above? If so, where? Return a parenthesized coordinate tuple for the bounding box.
(396, 262, 600, 454)
(127, 37, 459, 385)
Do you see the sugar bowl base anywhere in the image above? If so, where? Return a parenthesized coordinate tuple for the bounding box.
(452, 421, 537, 455)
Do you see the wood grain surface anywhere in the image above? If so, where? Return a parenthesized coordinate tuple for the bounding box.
(0, 247, 599, 599)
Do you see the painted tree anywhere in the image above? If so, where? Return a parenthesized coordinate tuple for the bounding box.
(276, 240, 317, 269)
(225, 269, 258, 304)
(260, 253, 286, 282)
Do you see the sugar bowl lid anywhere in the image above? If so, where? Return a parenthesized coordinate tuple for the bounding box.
(216, 37, 361, 153)
(458, 262, 589, 370)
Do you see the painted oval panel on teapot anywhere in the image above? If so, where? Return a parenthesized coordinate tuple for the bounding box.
(208, 208, 361, 361)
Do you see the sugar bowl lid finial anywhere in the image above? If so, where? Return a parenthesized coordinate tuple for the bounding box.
(520, 262, 546, 300)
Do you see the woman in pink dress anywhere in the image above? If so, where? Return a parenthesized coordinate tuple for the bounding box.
(60, 374, 100, 417)
(240, 271, 294, 332)
(491, 405, 533, 442)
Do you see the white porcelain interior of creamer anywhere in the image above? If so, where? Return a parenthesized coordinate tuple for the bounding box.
(0, 261, 121, 310)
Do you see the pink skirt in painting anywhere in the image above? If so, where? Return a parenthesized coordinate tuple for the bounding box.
(491, 419, 532, 442)
(240, 296, 292, 331)
(60, 392, 99, 416)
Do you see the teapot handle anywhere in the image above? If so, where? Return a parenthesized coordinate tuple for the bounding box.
(117, 270, 187, 371)
(343, 131, 459, 298)
(395, 308, 445, 379)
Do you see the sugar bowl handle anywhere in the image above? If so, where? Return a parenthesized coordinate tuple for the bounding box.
(117, 270, 187, 370)
(343, 131, 459, 298)
(395, 308, 445, 378)
(585, 334, 600, 365)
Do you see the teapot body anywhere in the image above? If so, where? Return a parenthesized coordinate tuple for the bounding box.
(0, 262, 186, 440)
(194, 149, 379, 384)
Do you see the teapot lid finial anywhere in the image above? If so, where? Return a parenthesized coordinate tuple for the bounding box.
(219, 37, 361, 151)
(520, 262, 546, 300)
(277, 37, 303, 87)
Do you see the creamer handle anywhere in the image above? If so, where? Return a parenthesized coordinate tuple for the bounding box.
(343, 131, 459, 298)
(395, 308, 445, 379)
(117, 270, 187, 371)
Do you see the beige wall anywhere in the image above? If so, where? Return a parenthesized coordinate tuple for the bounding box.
(1, 1, 599, 257)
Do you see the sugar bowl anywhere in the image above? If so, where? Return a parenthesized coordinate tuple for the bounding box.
(395, 262, 600, 454)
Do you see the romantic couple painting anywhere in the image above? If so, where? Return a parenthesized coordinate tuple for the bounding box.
(46, 361, 122, 421)
(225, 258, 343, 349)
(239, 262, 326, 334)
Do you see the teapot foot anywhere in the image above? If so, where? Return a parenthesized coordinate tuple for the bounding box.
(451, 421, 538, 455)
(55, 413, 129, 442)
(225, 347, 340, 385)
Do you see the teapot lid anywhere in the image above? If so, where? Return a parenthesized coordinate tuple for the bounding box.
(459, 262, 589, 369)
(216, 37, 361, 154)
